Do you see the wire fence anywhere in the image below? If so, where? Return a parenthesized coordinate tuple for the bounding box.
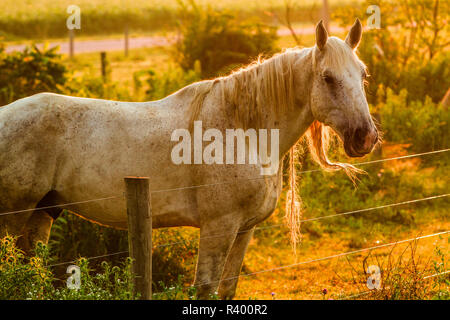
(42, 192, 449, 268)
(1, 147, 448, 298)
(0, 148, 448, 218)
(45, 251, 130, 268)
(423, 270, 450, 279)
(190, 230, 449, 288)
(150, 148, 450, 194)
(0, 195, 121, 217)
(148, 193, 449, 249)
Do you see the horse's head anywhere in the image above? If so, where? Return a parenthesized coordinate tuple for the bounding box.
(310, 19, 378, 157)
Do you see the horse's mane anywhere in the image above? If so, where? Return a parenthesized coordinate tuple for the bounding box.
(188, 47, 300, 129)
(187, 41, 362, 251)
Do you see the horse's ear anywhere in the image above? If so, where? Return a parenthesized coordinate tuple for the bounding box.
(345, 18, 362, 49)
(315, 20, 328, 50)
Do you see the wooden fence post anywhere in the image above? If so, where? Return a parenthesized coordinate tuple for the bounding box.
(124, 176, 152, 300)
(100, 52, 110, 83)
(124, 25, 129, 57)
(100, 52, 106, 82)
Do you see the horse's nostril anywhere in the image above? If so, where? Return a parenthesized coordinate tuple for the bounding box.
(352, 126, 377, 154)
(353, 127, 366, 147)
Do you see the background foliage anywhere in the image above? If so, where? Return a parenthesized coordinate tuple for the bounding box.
(174, 0, 278, 77)
(0, 46, 67, 105)
(0, 0, 448, 300)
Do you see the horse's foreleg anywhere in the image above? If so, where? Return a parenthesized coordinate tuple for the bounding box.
(218, 226, 254, 300)
(194, 220, 238, 299)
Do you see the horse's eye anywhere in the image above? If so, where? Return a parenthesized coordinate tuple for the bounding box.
(323, 75, 334, 84)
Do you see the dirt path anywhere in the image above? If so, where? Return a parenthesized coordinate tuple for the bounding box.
(5, 26, 346, 54)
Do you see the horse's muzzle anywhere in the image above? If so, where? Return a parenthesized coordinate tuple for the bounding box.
(344, 125, 378, 158)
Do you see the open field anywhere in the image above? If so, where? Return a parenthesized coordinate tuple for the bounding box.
(0, 0, 361, 40)
(147, 144, 449, 300)
(57, 33, 322, 95)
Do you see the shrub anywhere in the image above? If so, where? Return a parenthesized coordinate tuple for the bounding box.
(356, 32, 450, 105)
(333, 0, 450, 105)
(0, 237, 53, 299)
(0, 235, 137, 300)
(378, 88, 449, 154)
(49, 211, 198, 292)
(48, 211, 129, 267)
(174, 0, 278, 77)
(152, 228, 198, 291)
(0, 45, 67, 105)
(0, 45, 133, 104)
(48, 258, 136, 300)
(134, 63, 202, 101)
(431, 245, 450, 300)
(63, 74, 133, 101)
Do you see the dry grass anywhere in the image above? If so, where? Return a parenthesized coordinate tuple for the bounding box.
(234, 220, 449, 300)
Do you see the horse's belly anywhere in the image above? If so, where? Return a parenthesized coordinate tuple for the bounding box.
(65, 188, 199, 229)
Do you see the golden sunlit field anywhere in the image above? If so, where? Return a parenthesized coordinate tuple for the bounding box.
(0, 0, 448, 302)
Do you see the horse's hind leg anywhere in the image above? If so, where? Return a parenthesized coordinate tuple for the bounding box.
(218, 227, 255, 300)
(194, 218, 239, 299)
(16, 210, 58, 253)
(16, 191, 62, 253)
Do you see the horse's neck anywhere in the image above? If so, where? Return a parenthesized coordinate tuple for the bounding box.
(265, 49, 315, 157)
(165, 47, 316, 158)
(278, 102, 314, 158)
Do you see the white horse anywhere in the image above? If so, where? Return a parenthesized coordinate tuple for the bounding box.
(0, 20, 378, 299)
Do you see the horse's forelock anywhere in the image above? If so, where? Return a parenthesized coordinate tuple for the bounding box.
(314, 37, 366, 73)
